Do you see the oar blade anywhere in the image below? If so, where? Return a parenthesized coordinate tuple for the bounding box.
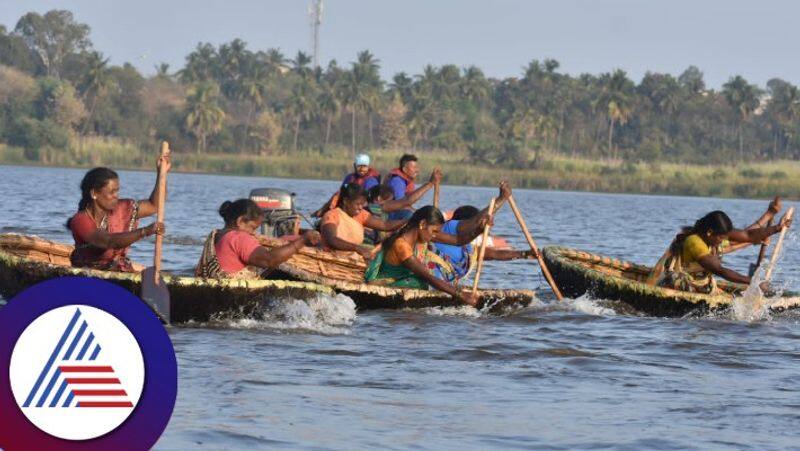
(140, 266, 171, 324)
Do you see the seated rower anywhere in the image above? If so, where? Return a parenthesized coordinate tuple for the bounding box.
(384, 154, 441, 220)
(312, 153, 381, 217)
(196, 199, 320, 279)
(66, 157, 170, 272)
(433, 203, 535, 283)
(651, 209, 792, 293)
(365, 206, 482, 306)
(320, 184, 406, 261)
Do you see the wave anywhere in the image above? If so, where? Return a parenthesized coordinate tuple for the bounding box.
(191, 293, 357, 334)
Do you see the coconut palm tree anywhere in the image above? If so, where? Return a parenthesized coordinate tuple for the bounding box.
(595, 69, 633, 159)
(78, 51, 113, 136)
(238, 61, 270, 151)
(317, 80, 341, 150)
(461, 66, 490, 105)
(179, 43, 217, 84)
(185, 81, 225, 153)
(723, 75, 762, 157)
(285, 81, 316, 151)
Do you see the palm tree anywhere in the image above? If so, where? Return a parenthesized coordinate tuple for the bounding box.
(291, 51, 313, 81)
(461, 66, 490, 105)
(238, 61, 270, 151)
(595, 69, 633, 159)
(723, 75, 762, 157)
(765, 79, 800, 157)
(179, 42, 217, 84)
(185, 81, 225, 153)
(79, 51, 113, 136)
(285, 82, 316, 150)
(339, 53, 382, 155)
(389, 72, 413, 105)
(317, 80, 341, 150)
(354, 50, 382, 145)
(154, 62, 171, 79)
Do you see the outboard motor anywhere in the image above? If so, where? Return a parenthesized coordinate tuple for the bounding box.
(248, 188, 299, 237)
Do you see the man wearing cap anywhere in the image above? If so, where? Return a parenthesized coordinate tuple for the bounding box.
(345, 154, 381, 191)
(312, 153, 382, 217)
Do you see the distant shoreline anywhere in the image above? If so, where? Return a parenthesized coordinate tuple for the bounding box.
(2, 145, 796, 200)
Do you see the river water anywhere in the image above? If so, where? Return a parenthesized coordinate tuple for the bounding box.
(1, 165, 799, 450)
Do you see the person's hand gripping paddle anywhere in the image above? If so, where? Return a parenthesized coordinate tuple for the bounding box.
(141, 141, 171, 323)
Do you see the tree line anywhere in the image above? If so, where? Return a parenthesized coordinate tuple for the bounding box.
(1, 9, 799, 167)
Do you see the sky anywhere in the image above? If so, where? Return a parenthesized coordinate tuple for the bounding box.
(1, 0, 798, 88)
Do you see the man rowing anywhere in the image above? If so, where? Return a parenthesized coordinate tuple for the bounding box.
(384, 153, 438, 220)
(312, 153, 381, 217)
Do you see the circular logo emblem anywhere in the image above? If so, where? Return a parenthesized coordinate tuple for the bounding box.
(9, 305, 145, 440)
(0, 277, 177, 450)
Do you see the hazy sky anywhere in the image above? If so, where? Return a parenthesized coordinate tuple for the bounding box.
(1, 0, 798, 88)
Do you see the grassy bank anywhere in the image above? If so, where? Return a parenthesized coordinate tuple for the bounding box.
(1, 141, 797, 199)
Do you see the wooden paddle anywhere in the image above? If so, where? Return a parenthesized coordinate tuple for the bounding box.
(433, 181, 440, 209)
(471, 197, 496, 297)
(141, 141, 171, 323)
(763, 207, 794, 282)
(749, 217, 774, 277)
(507, 195, 564, 300)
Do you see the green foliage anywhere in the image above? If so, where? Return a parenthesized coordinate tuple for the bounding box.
(1, 8, 800, 201)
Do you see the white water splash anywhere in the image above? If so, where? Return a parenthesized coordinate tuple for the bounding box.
(564, 295, 617, 317)
(731, 266, 770, 322)
(412, 295, 543, 317)
(224, 293, 357, 334)
(413, 305, 483, 317)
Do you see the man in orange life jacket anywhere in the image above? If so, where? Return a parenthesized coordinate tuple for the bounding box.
(385, 154, 440, 220)
(313, 153, 382, 217)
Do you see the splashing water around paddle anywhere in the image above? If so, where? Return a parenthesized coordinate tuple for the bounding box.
(732, 230, 797, 321)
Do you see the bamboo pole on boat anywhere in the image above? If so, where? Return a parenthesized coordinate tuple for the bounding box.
(433, 182, 440, 209)
(764, 207, 794, 282)
(508, 196, 564, 300)
(471, 198, 496, 297)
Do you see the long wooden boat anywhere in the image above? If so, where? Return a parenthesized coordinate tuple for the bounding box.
(0, 234, 536, 321)
(0, 234, 334, 323)
(258, 236, 535, 310)
(541, 246, 800, 316)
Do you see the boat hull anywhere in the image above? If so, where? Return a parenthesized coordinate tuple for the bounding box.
(0, 234, 537, 321)
(541, 246, 800, 316)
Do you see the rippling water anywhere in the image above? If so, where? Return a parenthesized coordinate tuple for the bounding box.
(2, 165, 799, 450)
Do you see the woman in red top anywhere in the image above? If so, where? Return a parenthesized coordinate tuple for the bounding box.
(196, 199, 321, 278)
(66, 156, 170, 272)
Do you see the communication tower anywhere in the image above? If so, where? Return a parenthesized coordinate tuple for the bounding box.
(309, 0, 324, 68)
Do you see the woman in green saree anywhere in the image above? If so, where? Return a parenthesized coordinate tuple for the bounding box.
(365, 206, 480, 306)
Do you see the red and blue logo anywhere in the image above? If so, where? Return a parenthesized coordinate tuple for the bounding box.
(0, 277, 177, 450)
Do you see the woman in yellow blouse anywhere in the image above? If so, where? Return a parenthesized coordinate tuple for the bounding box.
(653, 205, 792, 293)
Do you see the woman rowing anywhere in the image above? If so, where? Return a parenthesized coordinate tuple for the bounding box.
(365, 205, 492, 307)
(196, 199, 320, 279)
(319, 184, 406, 260)
(651, 205, 792, 293)
(66, 157, 170, 272)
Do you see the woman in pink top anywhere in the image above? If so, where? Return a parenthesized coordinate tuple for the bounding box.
(196, 199, 320, 278)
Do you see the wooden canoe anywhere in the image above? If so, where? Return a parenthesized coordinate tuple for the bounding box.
(0, 234, 334, 323)
(541, 246, 800, 316)
(0, 234, 536, 320)
(258, 236, 536, 310)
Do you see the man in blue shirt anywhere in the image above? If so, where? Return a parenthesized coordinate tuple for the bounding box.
(385, 154, 441, 220)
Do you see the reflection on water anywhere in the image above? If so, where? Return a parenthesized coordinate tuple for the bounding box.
(1, 165, 799, 450)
